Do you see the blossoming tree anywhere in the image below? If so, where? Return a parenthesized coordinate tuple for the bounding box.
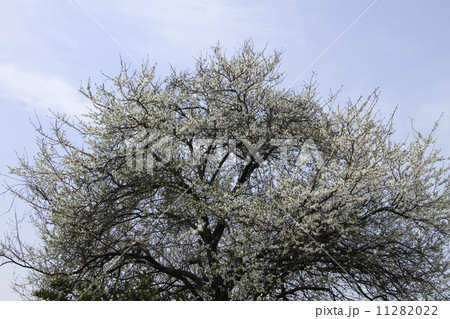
(1, 41, 448, 300)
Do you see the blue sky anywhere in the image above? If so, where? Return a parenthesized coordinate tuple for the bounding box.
(1, 0, 449, 300)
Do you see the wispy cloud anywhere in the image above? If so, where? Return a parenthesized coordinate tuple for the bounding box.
(0, 64, 87, 115)
(111, 0, 307, 60)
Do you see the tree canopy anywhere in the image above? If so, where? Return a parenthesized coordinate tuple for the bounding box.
(1, 41, 449, 300)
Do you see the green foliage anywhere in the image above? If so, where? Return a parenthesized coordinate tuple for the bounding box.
(33, 272, 158, 301)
